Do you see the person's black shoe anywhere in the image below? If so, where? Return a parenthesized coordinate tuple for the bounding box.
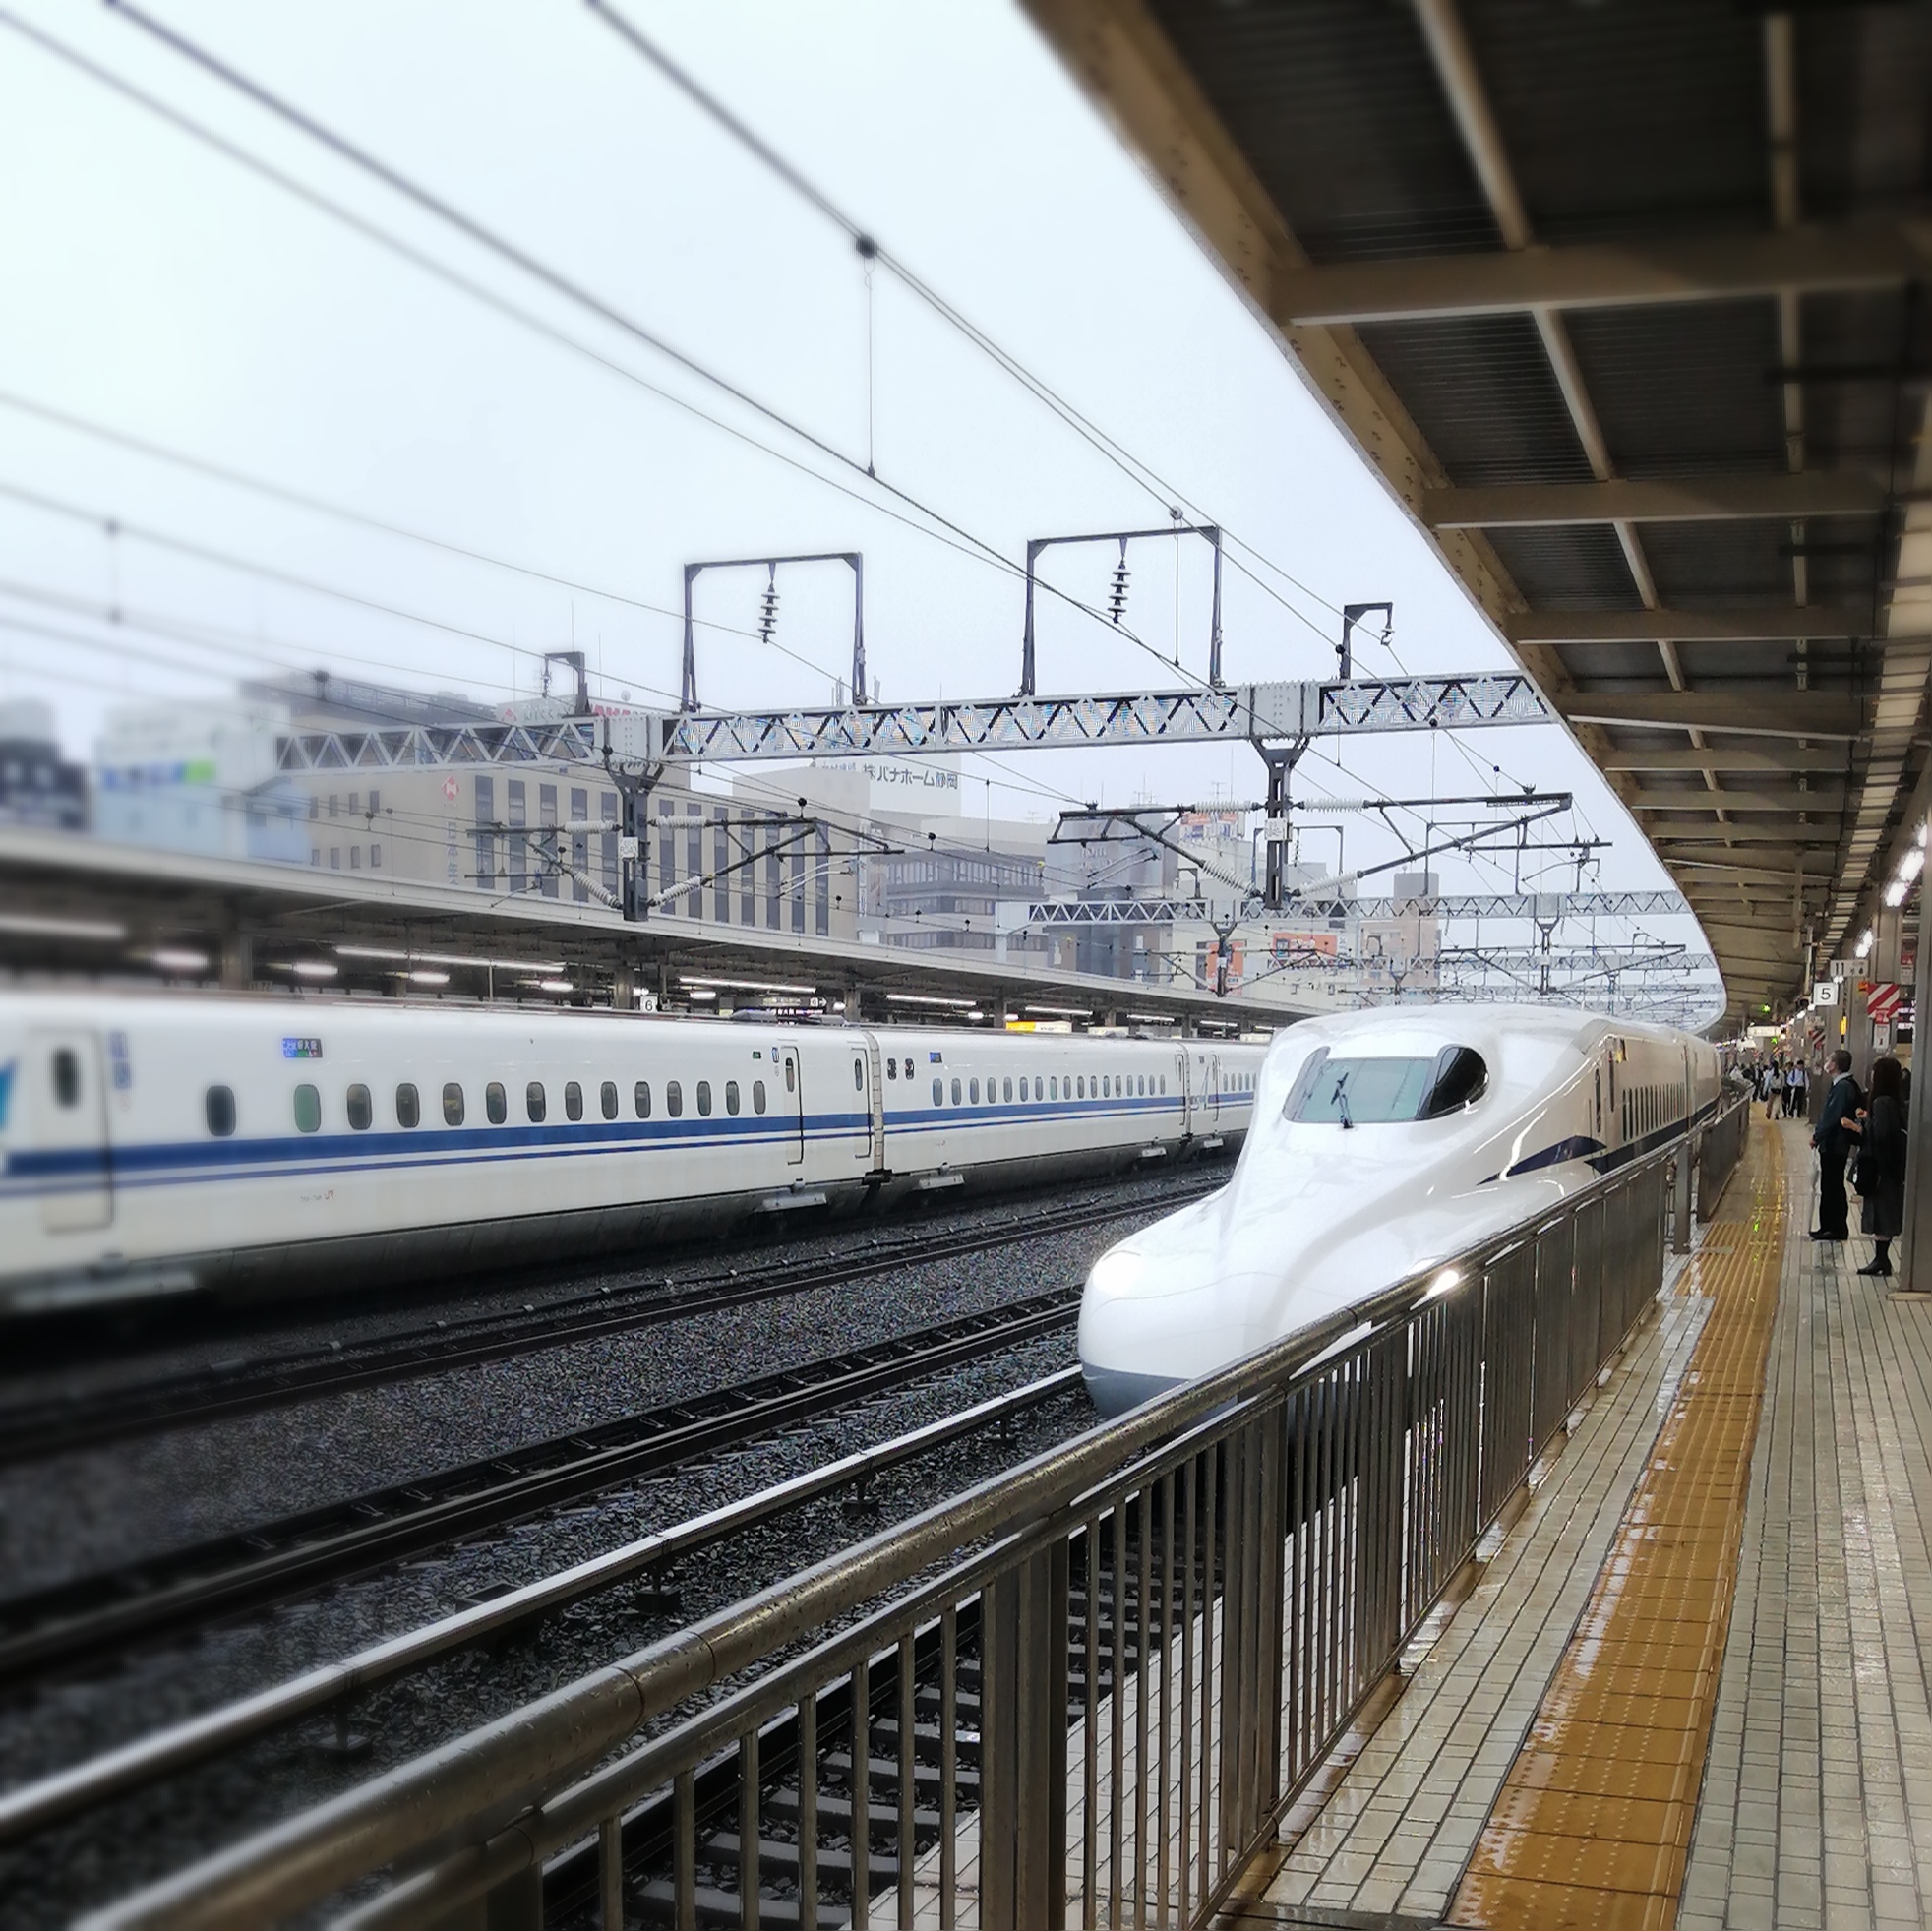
(1858, 1259, 1893, 1277)
(1811, 1230, 1845, 1241)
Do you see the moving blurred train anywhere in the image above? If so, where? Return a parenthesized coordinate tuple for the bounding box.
(1079, 1004, 1721, 1414)
(0, 989, 1266, 1315)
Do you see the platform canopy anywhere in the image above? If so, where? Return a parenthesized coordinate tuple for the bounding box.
(1023, 0, 1932, 1024)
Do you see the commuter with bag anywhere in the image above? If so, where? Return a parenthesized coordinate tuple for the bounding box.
(1845, 1054, 1907, 1278)
(1811, 1049, 1861, 1241)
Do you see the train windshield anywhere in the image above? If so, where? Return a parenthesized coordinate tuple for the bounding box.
(1286, 1046, 1487, 1125)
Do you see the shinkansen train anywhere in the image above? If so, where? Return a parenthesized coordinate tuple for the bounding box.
(0, 990, 1265, 1315)
(1079, 1005, 1721, 1415)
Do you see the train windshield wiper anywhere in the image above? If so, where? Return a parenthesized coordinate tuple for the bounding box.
(1331, 1074, 1353, 1130)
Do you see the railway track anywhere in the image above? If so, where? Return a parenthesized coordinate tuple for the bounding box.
(0, 1178, 1218, 1465)
(0, 1291, 1083, 1692)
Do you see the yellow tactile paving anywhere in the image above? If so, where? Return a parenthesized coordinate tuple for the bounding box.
(1449, 1119, 1785, 1931)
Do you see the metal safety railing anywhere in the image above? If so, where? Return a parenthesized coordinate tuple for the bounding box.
(86, 1103, 1744, 1931)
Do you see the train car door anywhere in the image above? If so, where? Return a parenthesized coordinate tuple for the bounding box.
(775, 1046, 805, 1165)
(1174, 1052, 1189, 1135)
(1205, 1053, 1222, 1125)
(27, 1029, 112, 1232)
(851, 1044, 879, 1165)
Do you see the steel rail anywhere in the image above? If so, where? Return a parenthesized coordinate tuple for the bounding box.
(0, 1369, 1078, 1846)
(0, 1179, 1218, 1463)
(0, 1292, 1082, 1690)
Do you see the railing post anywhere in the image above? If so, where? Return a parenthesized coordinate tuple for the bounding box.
(979, 1546, 1068, 1930)
(1672, 1142, 1693, 1254)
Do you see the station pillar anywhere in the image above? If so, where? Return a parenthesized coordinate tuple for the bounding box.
(219, 927, 253, 990)
(611, 960, 634, 1011)
(1902, 819, 1932, 1293)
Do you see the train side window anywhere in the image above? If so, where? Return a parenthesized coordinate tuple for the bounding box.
(600, 1081, 618, 1121)
(932, 1077, 942, 1105)
(754, 1080, 766, 1114)
(346, 1083, 373, 1131)
(52, 1048, 79, 1107)
(854, 1057, 865, 1091)
(903, 1057, 913, 1078)
(526, 1082, 546, 1124)
(634, 1080, 651, 1118)
(565, 1081, 583, 1122)
(784, 1060, 796, 1094)
(696, 1080, 712, 1116)
(486, 1082, 507, 1125)
(1050, 1077, 1058, 1101)
(293, 1083, 322, 1133)
(205, 1084, 236, 1136)
(951, 1078, 962, 1105)
(886, 1058, 897, 1080)
(442, 1082, 465, 1127)
(1003, 1077, 1013, 1103)
(725, 1080, 741, 1116)
(396, 1083, 420, 1129)
(667, 1080, 684, 1117)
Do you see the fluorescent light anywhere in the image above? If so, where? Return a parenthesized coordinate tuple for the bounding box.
(0, 911, 127, 941)
(1886, 878, 1910, 907)
(537, 978, 574, 994)
(1025, 1004, 1092, 1018)
(335, 944, 566, 973)
(1857, 928, 1875, 959)
(681, 974, 816, 996)
(151, 947, 210, 973)
(408, 969, 450, 987)
(687, 988, 717, 1000)
(290, 960, 337, 980)
(886, 992, 977, 1009)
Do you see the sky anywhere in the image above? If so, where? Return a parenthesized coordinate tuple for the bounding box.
(0, 0, 1706, 981)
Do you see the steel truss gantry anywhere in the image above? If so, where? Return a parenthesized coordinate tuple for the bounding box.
(1008, 889, 1692, 926)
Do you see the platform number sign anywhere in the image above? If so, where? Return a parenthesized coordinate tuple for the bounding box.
(282, 1037, 324, 1060)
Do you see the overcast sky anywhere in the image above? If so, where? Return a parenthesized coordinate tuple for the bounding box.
(0, 0, 1697, 945)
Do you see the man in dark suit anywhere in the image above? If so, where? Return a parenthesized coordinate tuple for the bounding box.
(1812, 1048, 1860, 1240)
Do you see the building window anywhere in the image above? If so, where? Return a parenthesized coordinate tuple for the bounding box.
(509, 779, 527, 892)
(539, 785, 560, 900)
(347, 1084, 372, 1131)
(486, 1081, 507, 1124)
(311, 847, 321, 867)
(571, 786, 590, 904)
(371, 843, 382, 869)
(396, 1083, 420, 1128)
(330, 848, 340, 869)
(205, 1085, 236, 1136)
(474, 775, 497, 890)
(350, 847, 362, 869)
(329, 795, 338, 817)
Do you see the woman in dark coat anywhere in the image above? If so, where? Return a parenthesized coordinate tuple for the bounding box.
(1845, 1055, 1906, 1277)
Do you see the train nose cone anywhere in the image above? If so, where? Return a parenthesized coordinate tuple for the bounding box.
(1078, 1242, 1243, 1417)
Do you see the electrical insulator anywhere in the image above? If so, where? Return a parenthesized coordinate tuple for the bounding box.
(1108, 541, 1130, 627)
(758, 567, 779, 646)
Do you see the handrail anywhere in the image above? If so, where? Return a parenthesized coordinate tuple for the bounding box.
(82, 1099, 1746, 1931)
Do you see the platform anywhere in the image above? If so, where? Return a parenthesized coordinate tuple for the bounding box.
(1224, 1112, 1932, 1931)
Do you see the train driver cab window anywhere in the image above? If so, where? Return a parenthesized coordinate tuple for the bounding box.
(443, 1083, 464, 1126)
(667, 1081, 684, 1117)
(293, 1084, 322, 1133)
(725, 1080, 741, 1116)
(205, 1085, 236, 1137)
(52, 1048, 79, 1107)
(565, 1082, 583, 1122)
(754, 1080, 766, 1114)
(696, 1080, 712, 1116)
(347, 1083, 373, 1131)
(526, 1082, 546, 1124)
(932, 1077, 943, 1105)
(396, 1083, 420, 1129)
(951, 1078, 962, 1105)
(1285, 1045, 1487, 1125)
(601, 1081, 618, 1121)
(486, 1082, 507, 1125)
(634, 1081, 651, 1118)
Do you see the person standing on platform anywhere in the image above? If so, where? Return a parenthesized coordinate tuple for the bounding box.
(1784, 1059, 1806, 1118)
(1812, 1049, 1860, 1241)
(1761, 1059, 1781, 1119)
(1844, 1055, 1906, 1276)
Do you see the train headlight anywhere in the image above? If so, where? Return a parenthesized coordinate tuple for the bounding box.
(1084, 1248, 1146, 1303)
